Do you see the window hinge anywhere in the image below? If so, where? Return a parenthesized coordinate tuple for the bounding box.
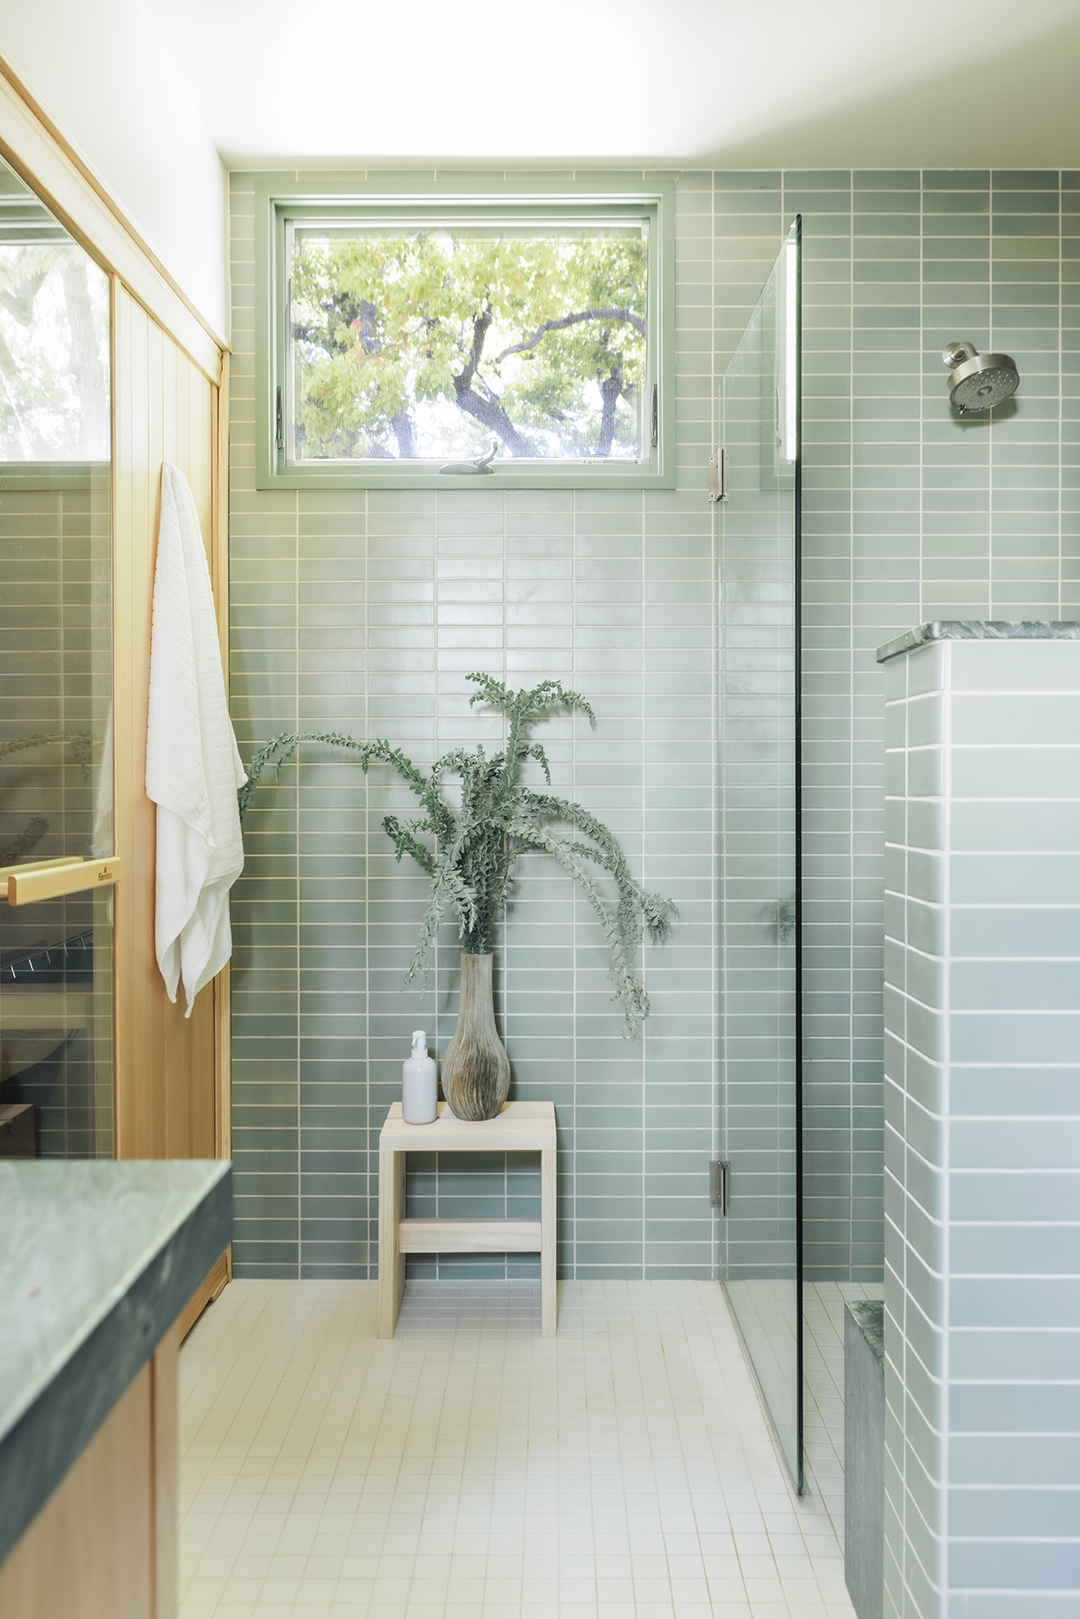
(650, 383, 658, 448)
(275, 385, 284, 452)
(710, 1159, 730, 1214)
(708, 447, 728, 502)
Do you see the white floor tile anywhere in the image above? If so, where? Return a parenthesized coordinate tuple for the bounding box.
(179, 1279, 866, 1617)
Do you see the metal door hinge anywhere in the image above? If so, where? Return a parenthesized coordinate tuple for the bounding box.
(708, 447, 728, 502)
(710, 1159, 730, 1214)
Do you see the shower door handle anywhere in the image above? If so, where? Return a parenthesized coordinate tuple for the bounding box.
(710, 1158, 731, 1213)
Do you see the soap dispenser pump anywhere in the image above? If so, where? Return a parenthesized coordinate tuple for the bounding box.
(402, 1030, 438, 1124)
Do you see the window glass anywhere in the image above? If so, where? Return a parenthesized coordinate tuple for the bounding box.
(258, 177, 675, 490)
(288, 221, 649, 465)
(0, 166, 110, 462)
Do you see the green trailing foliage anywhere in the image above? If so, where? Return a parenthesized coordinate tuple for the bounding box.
(0, 729, 96, 780)
(238, 673, 676, 1037)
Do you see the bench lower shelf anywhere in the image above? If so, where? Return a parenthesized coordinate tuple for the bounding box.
(378, 1100, 557, 1339)
(397, 1219, 542, 1254)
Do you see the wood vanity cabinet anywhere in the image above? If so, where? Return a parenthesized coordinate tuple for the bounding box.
(0, 1161, 231, 1619)
(0, 1330, 179, 1619)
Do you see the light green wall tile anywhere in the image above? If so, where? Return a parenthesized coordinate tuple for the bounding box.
(228, 164, 1079, 1289)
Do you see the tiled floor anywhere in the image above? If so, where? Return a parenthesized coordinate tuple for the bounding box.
(179, 1279, 879, 1618)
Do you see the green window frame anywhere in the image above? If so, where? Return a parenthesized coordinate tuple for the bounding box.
(255, 172, 675, 491)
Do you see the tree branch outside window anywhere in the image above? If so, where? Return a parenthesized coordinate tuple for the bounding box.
(289, 227, 649, 463)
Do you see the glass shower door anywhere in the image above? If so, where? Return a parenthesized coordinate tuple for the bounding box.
(718, 217, 802, 1491)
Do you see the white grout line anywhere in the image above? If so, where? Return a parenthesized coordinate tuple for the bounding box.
(177, 1279, 864, 1618)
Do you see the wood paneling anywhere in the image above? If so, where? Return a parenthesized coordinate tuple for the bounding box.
(151, 1325, 179, 1618)
(0, 1333, 178, 1619)
(112, 281, 218, 1161)
(178, 1251, 229, 1341)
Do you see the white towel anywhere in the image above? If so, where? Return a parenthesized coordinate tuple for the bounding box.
(146, 462, 246, 1015)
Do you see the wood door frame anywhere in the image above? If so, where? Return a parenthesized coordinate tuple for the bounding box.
(0, 61, 233, 1317)
(213, 354, 232, 1173)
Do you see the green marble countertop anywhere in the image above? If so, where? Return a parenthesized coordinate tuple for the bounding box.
(876, 619, 1080, 663)
(846, 1299, 885, 1370)
(0, 1159, 231, 1566)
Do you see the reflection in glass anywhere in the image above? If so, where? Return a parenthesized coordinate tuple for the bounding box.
(718, 217, 802, 1491)
(0, 167, 109, 460)
(0, 156, 113, 1159)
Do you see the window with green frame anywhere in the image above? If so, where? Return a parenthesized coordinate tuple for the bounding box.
(256, 176, 675, 490)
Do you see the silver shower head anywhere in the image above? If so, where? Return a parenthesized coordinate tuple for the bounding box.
(942, 340, 1019, 414)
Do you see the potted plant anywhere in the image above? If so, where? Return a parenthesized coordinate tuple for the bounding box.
(238, 673, 676, 1120)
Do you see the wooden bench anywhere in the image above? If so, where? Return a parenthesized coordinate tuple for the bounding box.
(378, 1099, 556, 1338)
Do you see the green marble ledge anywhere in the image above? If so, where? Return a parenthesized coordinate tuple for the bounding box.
(0, 1159, 232, 1566)
(876, 619, 1080, 664)
(848, 1298, 885, 1369)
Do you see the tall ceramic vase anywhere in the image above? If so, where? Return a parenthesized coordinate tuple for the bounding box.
(441, 951, 510, 1121)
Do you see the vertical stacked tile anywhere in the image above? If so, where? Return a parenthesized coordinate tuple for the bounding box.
(228, 174, 302, 1274)
(921, 171, 992, 627)
(794, 166, 1078, 1286)
(988, 174, 1062, 621)
(0, 467, 113, 1158)
(228, 167, 1080, 1292)
(228, 172, 720, 1281)
(0, 480, 64, 1153)
(713, 173, 787, 1279)
(794, 170, 862, 1279)
(882, 628, 1080, 1618)
(641, 481, 717, 1280)
(500, 487, 576, 1274)
(297, 485, 372, 1279)
(846, 170, 922, 1278)
(1065, 175, 1080, 618)
(644, 170, 717, 1278)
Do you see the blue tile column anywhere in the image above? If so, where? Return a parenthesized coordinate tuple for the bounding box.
(882, 627, 1080, 1619)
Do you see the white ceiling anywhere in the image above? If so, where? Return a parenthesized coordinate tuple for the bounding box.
(137, 0, 1080, 170)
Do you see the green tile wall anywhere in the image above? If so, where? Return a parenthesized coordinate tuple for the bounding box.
(882, 636, 1080, 1619)
(228, 168, 1080, 1283)
(714, 233, 798, 1292)
(0, 464, 114, 1158)
(791, 169, 1080, 1280)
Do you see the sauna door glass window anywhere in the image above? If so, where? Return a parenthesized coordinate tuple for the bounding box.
(0, 169, 109, 461)
(0, 156, 114, 1160)
(256, 176, 675, 491)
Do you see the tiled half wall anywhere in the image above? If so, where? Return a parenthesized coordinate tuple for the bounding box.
(882, 634, 1080, 1619)
(228, 169, 1080, 1281)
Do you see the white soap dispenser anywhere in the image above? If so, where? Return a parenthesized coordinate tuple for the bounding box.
(402, 1030, 438, 1124)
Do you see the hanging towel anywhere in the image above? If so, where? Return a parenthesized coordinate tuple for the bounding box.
(146, 462, 246, 1015)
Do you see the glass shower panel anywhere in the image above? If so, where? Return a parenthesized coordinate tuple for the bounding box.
(0, 157, 114, 1159)
(719, 217, 802, 1491)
